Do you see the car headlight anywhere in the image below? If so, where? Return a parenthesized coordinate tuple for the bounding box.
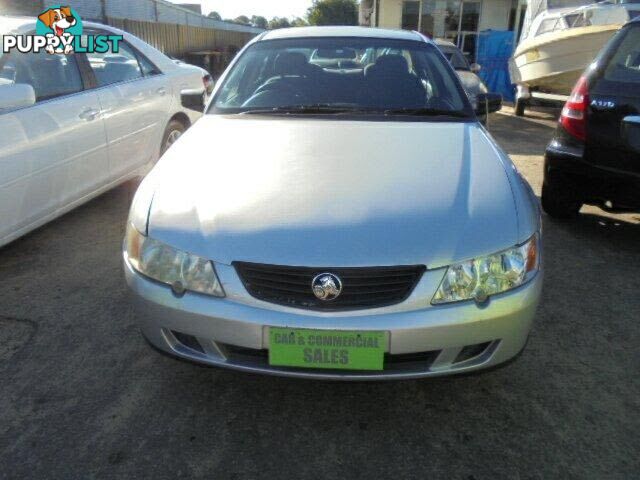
(125, 224, 225, 297)
(432, 234, 539, 305)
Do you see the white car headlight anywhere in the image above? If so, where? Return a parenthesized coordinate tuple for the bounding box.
(432, 234, 539, 305)
(125, 224, 225, 297)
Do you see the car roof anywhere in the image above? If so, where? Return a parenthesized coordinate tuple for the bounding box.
(260, 26, 426, 43)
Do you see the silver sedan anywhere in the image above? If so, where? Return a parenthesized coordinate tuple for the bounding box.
(124, 27, 542, 380)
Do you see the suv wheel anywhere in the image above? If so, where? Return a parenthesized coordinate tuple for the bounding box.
(541, 174, 582, 219)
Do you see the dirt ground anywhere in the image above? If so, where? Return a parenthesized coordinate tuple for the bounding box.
(0, 109, 638, 479)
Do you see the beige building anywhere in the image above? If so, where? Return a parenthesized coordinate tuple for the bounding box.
(360, 0, 526, 61)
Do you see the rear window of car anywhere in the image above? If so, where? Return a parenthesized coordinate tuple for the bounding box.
(440, 46, 469, 70)
(602, 26, 640, 84)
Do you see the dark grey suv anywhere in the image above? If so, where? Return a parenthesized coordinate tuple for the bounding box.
(542, 18, 640, 217)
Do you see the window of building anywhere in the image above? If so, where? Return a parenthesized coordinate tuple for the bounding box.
(460, 1, 480, 31)
(401, 0, 482, 62)
(445, 0, 462, 34)
(402, 1, 420, 30)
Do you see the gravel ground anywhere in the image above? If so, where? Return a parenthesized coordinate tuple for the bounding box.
(0, 110, 638, 479)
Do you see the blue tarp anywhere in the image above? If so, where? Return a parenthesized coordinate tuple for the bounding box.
(476, 30, 516, 102)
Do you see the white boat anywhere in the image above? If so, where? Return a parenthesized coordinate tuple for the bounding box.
(510, 0, 640, 112)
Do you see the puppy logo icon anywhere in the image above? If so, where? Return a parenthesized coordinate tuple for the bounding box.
(36, 5, 82, 54)
(2, 6, 121, 55)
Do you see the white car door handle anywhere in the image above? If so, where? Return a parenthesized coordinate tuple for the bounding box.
(79, 108, 100, 121)
(157, 87, 167, 96)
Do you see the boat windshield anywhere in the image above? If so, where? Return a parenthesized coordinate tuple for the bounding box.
(535, 17, 566, 36)
(532, 1, 633, 38)
(520, 0, 598, 41)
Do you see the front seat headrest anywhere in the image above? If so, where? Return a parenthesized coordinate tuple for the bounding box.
(370, 55, 410, 75)
(274, 52, 310, 76)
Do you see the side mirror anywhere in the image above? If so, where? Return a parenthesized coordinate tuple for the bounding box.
(622, 116, 640, 153)
(476, 92, 502, 116)
(0, 83, 36, 111)
(181, 88, 206, 113)
(470, 63, 482, 74)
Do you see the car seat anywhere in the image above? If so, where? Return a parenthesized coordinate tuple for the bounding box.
(364, 55, 426, 108)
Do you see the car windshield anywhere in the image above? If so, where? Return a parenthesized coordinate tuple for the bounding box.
(439, 46, 470, 71)
(211, 37, 471, 118)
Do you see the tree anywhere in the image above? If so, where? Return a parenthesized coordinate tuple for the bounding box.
(207, 11, 221, 21)
(251, 15, 268, 29)
(268, 17, 291, 30)
(307, 0, 358, 26)
(290, 17, 309, 27)
(234, 15, 251, 25)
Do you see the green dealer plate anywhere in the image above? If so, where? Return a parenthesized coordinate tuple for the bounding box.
(269, 327, 387, 371)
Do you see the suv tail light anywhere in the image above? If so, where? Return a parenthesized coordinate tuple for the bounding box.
(560, 76, 589, 141)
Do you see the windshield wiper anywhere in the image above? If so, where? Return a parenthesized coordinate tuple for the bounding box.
(238, 105, 470, 118)
(383, 107, 470, 118)
(240, 104, 371, 115)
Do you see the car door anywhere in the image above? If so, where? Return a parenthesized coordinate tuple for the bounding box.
(85, 36, 171, 181)
(0, 50, 108, 245)
(588, 24, 640, 176)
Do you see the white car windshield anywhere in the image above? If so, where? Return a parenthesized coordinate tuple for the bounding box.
(211, 37, 471, 118)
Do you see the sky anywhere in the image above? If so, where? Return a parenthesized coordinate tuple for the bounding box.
(171, 0, 314, 20)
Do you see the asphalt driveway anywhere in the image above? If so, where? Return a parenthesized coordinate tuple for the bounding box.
(0, 110, 638, 479)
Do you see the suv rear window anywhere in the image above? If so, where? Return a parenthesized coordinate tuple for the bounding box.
(603, 26, 640, 84)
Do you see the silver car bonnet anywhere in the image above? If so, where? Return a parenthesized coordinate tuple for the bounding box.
(145, 115, 523, 269)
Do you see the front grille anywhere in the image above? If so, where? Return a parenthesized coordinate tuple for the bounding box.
(234, 262, 425, 311)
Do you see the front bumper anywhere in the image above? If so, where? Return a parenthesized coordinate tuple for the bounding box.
(125, 259, 542, 380)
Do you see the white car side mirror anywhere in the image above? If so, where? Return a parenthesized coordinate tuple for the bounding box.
(0, 83, 36, 111)
(470, 63, 482, 74)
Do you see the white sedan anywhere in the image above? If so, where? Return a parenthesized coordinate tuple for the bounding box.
(0, 15, 208, 247)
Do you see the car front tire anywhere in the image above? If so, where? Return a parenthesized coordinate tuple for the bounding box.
(161, 119, 187, 156)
